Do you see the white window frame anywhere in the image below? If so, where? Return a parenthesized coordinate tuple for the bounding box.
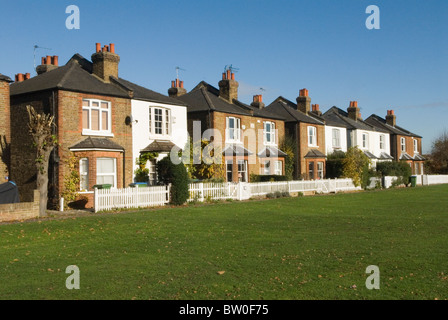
(237, 160, 248, 182)
(96, 158, 117, 188)
(82, 99, 113, 137)
(148, 159, 157, 185)
(262, 160, 271, 175)
(308, 126, 317, 147)
(401, 137, 406, 153)
(332, 128, 340, 148)
(79, 158, 89, 191)
(149, 107, 171, 136)
(274, 161, 282, 176)
(413, 139, 418, 154)
(362, 133, 369, 149)
(379, 134, 385, 150)
(317, 161, 324, 180)
(263, 121, 276, 145)
(226, 160, 233, 182)
(226, 117, 241, 142)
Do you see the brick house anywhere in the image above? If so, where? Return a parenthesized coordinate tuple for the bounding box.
(266, 89, 327, 180)
(365, 110, 425, 175)
(0, 73, 12, 183)
(322, 102, 394, 168)
(172, 70, 287, 182)
(8, 43, 186, 208)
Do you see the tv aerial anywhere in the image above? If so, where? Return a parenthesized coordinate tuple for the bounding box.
(175, 66, 186, 80)
(224, 64, 239, 73)
(33, 45, 52, 73)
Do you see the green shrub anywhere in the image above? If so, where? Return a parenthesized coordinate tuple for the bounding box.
(250, 174, 288, 182)
(157, 157, 189, 205)
(376, 161, 412, 187)
(326, 151, 346, 178)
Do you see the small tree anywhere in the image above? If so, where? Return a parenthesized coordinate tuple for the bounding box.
(342, 147, 371, 187)
(326, 151, 346, 179)
(279, 134, 296, 181)
(183, 139, 225, 181)
(27, 105, 58, 217)
(157, 156, 189, 205)
(60, 153, 80, 209)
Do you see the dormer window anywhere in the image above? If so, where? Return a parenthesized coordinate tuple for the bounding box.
(82, 99, 112, 136)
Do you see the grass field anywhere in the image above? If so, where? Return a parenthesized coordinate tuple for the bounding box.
(0, 185, 447, 300)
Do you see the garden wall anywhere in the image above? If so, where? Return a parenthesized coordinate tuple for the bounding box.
(0, 190, 40, 223)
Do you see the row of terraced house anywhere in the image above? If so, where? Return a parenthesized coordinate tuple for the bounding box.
(0, 43, 425, 208)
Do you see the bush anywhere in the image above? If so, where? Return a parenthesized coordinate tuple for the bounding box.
(250, 174, 288, 182)
(156, 157, 189, 205)
(376, 161, 412, 186)
(326, 151, 346, 179)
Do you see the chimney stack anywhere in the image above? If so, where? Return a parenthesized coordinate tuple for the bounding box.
(168, 78, 187, 97)
(296, 88, 311, 113)
(311, 104, 322, 116)
(218, 69, 239, 102)
(347, 101, 360, 121)
(250, 94, 265, 109)
(0, 73, 12, 180)
(91, 42, 120, 82)
(386, 109, 396, 127)
(36, 55, 59, 75)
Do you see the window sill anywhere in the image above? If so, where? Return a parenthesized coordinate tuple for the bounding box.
(82, 130, 114, 137)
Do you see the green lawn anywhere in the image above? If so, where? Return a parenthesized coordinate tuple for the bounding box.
(1, 185, 447, 300)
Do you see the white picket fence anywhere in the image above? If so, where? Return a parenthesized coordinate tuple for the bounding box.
(93, 178, 359, 212)
(94, 185, 170, 212)
(422, 174, 448, 186)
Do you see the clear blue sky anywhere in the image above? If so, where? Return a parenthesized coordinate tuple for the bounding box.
(1, 0, 447, 153)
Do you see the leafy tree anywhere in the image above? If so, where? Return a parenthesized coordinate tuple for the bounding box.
(342, 147, 371, 187)
(183, 139, 225, 181)
(376, 161, 412, 186)
(134, 152, 158, 183)
(427, 131, 448, 174)
(279, 134, 296, 181)
(27, 105, 58, 217)
(60, 153, 80, 209)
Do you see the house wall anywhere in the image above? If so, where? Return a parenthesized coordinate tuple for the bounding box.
(298, 122, 326, 179)
(392, 134, 424, 174)
(350, 129, 391, 166)
(324, 125, 348, 155)
(0, 79, 11, 183)
(131, 99, 188, 178)
(10, 89, 133, 207)
(211, 111, 285, 181)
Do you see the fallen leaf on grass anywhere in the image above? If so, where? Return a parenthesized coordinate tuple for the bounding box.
(217, 271, 225, 275)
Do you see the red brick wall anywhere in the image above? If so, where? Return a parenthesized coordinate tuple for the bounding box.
(10, 90, 133, 206)
(0, 80, 11, 183)
(212, 111, 286, 181)
(298, 122, 326, 179)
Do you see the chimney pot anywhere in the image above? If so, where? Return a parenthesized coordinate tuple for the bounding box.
(171, 80, 175, 88)
(231, 72, 235, 80)
(102, 46, 107, 52)
(96, 43, 101, 53)
(46, 56, 51, 65)
(226, 69, 231, 80)
(180, 81, 184, 88)
(110, 43, 115, 53)
(52, 56, 58, 66)
(25, 73, 31, 80)
(16, 73, 24, 82)
(41, 57, 46, 65)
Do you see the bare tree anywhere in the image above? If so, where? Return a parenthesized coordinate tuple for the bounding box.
(27, 105, 58, 217)
(428, 130, 448, 174)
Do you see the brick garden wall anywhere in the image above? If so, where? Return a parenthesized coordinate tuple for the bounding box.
(0, 190, 40, 223)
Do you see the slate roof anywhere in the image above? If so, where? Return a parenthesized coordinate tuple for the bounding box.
(364, 114, 422, 138)
(175, 81, 285, 120)
(140, 140, 176, 153)
(322, 107, 388, 133)
(266, 97, 325, 125)
(304, 149, 326, 158)
(9, 54, 185, 106)
(378, 152, 394, 160)
(223, 144, 253, 156)
(364, 151, 377, 159)
(69, 137, 124, 151)
(0, 73, 12, 82)
(258, 146, 287, 158)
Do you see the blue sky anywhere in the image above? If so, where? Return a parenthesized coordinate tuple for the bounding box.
(1, 0, 447, 153)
